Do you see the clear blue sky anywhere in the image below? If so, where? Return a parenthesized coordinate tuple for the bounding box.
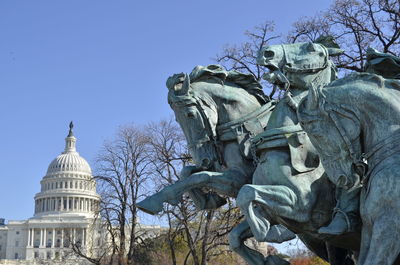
(0, 0, 333, 221)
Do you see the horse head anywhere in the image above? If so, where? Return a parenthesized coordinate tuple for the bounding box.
(167, 71, 221, 171)
(167, 65, 269, 172)
(297, 86, 364, 189)
(258, 41, 341, 91)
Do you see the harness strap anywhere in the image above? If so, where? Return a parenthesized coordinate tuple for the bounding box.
(216, 101, 276, 141)
(328, 111, 359, 163)
(364, 130, 400, 160)
(363, 131, 400, 181)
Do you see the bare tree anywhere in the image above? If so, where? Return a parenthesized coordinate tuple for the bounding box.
(214, 21, 280, 98)
(146, 119, 243, 265)
(71, 125, 154, 265)
(288, 0, 400, 72)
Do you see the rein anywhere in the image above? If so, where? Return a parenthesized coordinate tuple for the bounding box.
(325, 103, 400, 187)
(172, 93, 274, 168)
(363, 131, 400, 181)
(216, 101, 275, 142)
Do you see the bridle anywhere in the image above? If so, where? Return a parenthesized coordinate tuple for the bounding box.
(170, 94, 224, 169)
(170, 89, 273, 170)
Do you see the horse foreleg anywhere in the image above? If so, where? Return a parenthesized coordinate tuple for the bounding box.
(180, 166, 226, 210)
(237, 184, 303, 242)
(229, 220, 266, 265)
(137, 170, 246, 215)
(229, 220, 292, 265)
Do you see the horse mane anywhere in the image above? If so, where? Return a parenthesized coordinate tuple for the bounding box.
(327, 72, 400, 92)
(166, 65, 269, 104)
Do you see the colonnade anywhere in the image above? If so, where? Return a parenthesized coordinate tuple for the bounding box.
(41, 179, 96, 192)
(27, 227, 87, 248)
(35, 197, 99, 214)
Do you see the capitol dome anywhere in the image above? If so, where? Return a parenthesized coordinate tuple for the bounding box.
(46, 149, 92, 175)
(33, 122, 100, 217)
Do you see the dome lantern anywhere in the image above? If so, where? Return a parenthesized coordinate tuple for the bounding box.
(63, 121, 77, 153)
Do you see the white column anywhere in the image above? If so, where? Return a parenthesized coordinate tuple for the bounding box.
(52, 228, 55, 248)
(28, 229, 31, 247)
(73, 228, 76, 244)
(61, 229, 64, 248)
(40, 229, 43, 247)
(82, 228, 85, 246)
(66, 196, 69, 211)
(31, 228, 34, 246)
(44, 228, 47, 247)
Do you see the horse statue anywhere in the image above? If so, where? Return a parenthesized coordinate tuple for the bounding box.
(235, 41, 361, 264)
(297, 69, 400, 264)
(137, 65, 296, 265)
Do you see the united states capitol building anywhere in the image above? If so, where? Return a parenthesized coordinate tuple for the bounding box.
(0, 124, 163, 264)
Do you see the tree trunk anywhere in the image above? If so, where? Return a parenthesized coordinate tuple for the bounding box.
(200, 210, 214, 265)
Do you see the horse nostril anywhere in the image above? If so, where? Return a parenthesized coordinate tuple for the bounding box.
(201, 158, 211, 170)
(264, 50, 275, 58)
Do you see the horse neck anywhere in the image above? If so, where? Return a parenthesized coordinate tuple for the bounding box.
(326, 84, 400, 156)
(210, 85, 263, 124)
(196, 84, 262, 176)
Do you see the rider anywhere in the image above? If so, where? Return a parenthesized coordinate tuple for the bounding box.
(259, 37, 361, 236)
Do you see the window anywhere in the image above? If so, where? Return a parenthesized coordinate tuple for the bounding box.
(14, 253, 18, 259)
(15, 241, 19, 247)
(16, 231, 19, 235)
(34, 252, 39, 258)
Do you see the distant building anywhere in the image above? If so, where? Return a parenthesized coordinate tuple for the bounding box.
(0, 124, 102, 264)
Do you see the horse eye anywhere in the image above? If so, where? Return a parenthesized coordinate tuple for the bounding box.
(186, 112, 195, 118)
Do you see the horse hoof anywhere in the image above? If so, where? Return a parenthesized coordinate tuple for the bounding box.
(137, 198, 163, 215)
(265, 255, 290, 265)
(265, 225, 296, 243)
(203, 194, 227, 209)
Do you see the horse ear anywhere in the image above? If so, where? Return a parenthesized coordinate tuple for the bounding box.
(307, 85, 320, 110)
(180, 73, 191, 95)
(306, 42, 317, 52)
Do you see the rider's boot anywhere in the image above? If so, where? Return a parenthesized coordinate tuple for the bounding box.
(318, 208, 358, 235)
(318, 186, 360, 235)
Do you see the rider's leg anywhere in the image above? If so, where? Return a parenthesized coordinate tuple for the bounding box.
(358, 169, 400, 265)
